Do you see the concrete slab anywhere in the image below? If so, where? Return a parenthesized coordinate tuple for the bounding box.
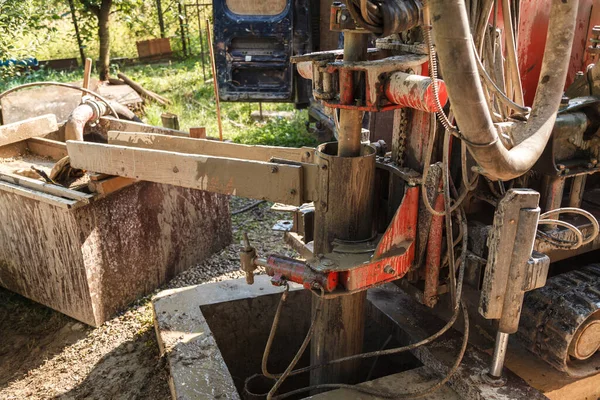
(307, 367, 461, 399)
(152, 276, 304, 400)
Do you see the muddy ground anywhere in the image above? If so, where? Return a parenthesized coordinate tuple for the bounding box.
(0, 197, 295, 400)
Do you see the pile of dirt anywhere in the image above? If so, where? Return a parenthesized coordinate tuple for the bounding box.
(0, 197, 294, 400)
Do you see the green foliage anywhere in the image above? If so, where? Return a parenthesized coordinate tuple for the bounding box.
(233, 115, 317, 148)
(0, 0, 59, 78)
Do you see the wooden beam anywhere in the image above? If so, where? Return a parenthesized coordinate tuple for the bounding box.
(107, 131, 315, 163)
(26, 138, 68, 160)
(88, 176, 136, 195)
(67, 141, 306, 205)
(99, 117, 188, 137)
(0, 181, 77, 209)
(0, 115, 58, 147)
(0, 172, 93, 203)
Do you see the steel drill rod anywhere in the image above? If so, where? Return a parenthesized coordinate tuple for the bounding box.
(338, 33, 368, 157)
(489, 331, 509, 378)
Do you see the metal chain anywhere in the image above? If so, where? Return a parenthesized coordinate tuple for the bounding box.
(393, 108, 409, 166)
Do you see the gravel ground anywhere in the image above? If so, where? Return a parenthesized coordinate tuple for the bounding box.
(0, 196, 295, 400)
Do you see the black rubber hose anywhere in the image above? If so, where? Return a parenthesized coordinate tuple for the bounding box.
(429, 0, 578, 181)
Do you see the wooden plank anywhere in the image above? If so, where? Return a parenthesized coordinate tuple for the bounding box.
(67, 141, 305, 205)
(107, 131, 315, 163)
(0, 114, 58, 147)
(26, 137, 68, 160)
(99, 116, 188, 137)
(88, 176, 136, 195)
(0, 172, 93, 203)
(0, 181, 76, 209)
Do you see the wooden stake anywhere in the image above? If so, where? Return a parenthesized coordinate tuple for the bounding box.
(189, 127, 206, 139)
(82, 58, 92, 97)
(206, 19, 224, 141)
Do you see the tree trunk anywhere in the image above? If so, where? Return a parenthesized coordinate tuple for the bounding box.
(97, 0, 112, 81)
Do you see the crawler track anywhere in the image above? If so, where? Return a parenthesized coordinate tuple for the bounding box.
(518, 264, 600, 377)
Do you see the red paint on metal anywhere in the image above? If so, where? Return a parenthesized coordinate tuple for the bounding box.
(384, 72, 448, 113)
(518, 0, 594, 105)
(265, 254, 338, 292)
(423, 187, 444, 308)
(341, 186, 419, 291)
(339, 69, 355, 105)
(264, 187, 419, 293)
(341, 248, 415, 291)
(374, 186, 419, 259)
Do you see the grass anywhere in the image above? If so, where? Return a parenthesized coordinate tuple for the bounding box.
(1, 57, 317, 147)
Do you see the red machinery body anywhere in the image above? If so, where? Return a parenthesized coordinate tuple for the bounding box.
(518, 0, 600, 105)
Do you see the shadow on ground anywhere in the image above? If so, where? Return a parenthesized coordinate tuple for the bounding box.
(54, 330, 170, 400)
(0, 287, 83, 390)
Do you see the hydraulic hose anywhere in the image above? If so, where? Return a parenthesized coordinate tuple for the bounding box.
(429, 0, 578, 181)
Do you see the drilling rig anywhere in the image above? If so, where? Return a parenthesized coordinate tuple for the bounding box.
(65, 0, 600, 398)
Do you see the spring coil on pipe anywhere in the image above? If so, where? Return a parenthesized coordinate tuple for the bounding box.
(346, 0, 423, 37)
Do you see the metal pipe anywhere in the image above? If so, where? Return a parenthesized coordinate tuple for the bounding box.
(569, 175, 587, 208)
(65, 98, 109, 142)
(429, 0, 578, 181)
(338, 32, 368, 157)
(489, 331, 510, 378)
(385, 72, 448, 113)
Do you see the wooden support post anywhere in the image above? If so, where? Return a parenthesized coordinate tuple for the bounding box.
(206, 20, 224, 141)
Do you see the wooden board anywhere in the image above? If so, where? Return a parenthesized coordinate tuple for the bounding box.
(67, 141, 305, 205)
(98, 117, 188, 137)
(26, 137, 68, 160)
(96, 84, 143, 107)
(107, 131, 315, 163)
(88, 176, 136, 195)
(0, 115, 58, 147)
(0, 181, 77, 209)
(0, 172, 92, 203)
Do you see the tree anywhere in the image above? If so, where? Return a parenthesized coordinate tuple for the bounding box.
(79, 0, 113, 80)
(0, 0, 57, 79)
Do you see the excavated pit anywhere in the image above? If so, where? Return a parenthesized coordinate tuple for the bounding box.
(203, 290, 421, 398)
(153, 277, 422, 399)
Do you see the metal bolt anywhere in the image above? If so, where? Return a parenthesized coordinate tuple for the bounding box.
(320, 201, 327, 208)
(383, 265, 395, 274)
(321, 164, 328, 170)
(341, 14, 348, 21)
(271, 166, 279, 173)
(173, 166, 179, 173)
(322, 259, 334, 267)
(290, 189, 297, 195)
(305, 151, 311, 158)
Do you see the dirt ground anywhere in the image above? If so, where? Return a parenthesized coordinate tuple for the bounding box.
(0, 197, 295, 400)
